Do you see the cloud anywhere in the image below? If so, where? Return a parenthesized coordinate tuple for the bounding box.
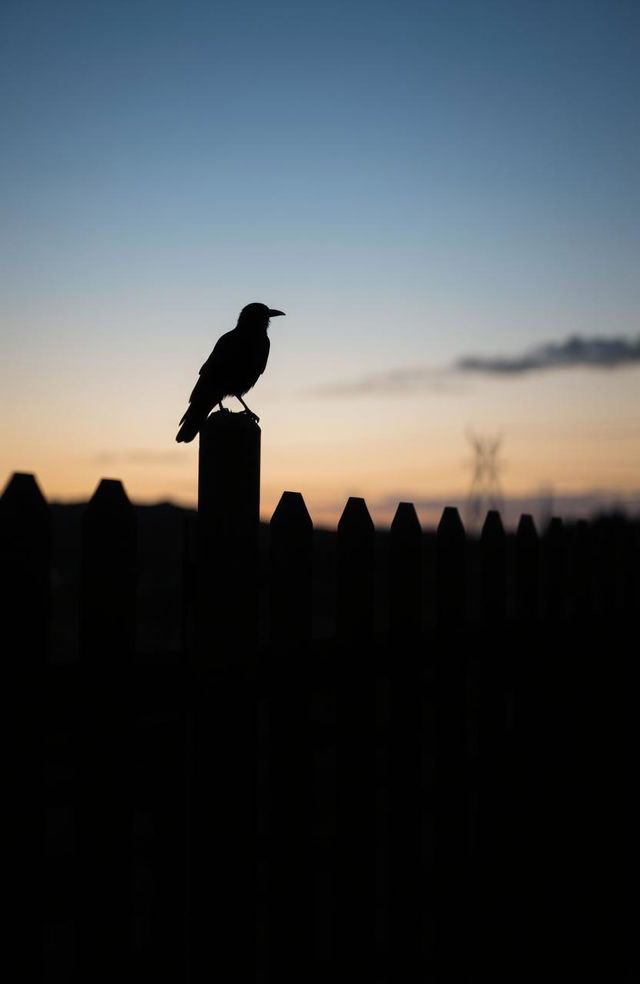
(310, 334, 640, 396)
(310, 366, 460, 397)
(455, 334, 640, 375)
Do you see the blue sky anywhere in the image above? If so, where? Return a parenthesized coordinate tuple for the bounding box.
(2, 0, 639, 525)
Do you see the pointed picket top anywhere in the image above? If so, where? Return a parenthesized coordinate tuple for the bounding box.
(83, 479, 135, 544)
(337, 496, 375, 641)
(481, 509, 505, 542)
(338, 496, 375, 534)
(0, 471, 50, 548)
(270, 491, 313, 645)
(391, 501, 422, 536)
(1, 471, 47, 510)
(543, 515, 565, 561)
(0, 472, 50, 658)
(481, 509, 506, 622)
(547, 515, 564, 538)
(81, 478, 136, 660)
(544, 515, 565, 559)
(516, 514, 539, 574)
(87, 477, 132, 511)
(575, 516, 597, 566)
(543, 516, 565, 620)
(270, 490, 313, 531)
(514, 514, 539, 623)
(436, 506, 466, 626)
(437, 505, 465, 542)
(389, 501, 422, 639)
(573, 518, 592, 613)
(516, 513, 538, 543)
(573, 518, 590, 565)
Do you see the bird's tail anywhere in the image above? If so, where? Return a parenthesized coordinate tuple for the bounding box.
(176, 404, 205, 443)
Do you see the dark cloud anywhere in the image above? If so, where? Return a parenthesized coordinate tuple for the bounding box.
(455, 334, 640, 375)
(310, 334, 640, 396)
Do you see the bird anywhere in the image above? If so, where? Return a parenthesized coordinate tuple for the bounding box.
(176, 302, 285, 443)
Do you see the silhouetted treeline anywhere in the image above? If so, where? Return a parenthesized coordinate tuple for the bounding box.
(1, 470, 639, 981)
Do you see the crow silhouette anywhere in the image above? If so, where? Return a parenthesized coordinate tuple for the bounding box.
(176, 302, 285, 443)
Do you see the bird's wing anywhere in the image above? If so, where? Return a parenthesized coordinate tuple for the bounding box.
(188, 330, 236, 403)
(256, 335, 270, 376)
(198, 330, 235, 377)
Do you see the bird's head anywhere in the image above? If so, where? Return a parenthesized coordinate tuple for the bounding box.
(237, 302, 285, 328)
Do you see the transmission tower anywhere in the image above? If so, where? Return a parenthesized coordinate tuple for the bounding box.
(465, 429, 504, 532)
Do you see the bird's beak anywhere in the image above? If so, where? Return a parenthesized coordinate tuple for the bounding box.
(268, 309, 285, 317)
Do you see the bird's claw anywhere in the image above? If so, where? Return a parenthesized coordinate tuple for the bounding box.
(243, 409, 260, 423)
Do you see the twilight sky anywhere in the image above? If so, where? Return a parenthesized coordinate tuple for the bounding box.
(1, 0, 639, 527)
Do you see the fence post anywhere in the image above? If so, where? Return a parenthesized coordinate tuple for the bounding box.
(1, 472, 50, 979)
(188, 410, 261, 981)
(196, 409, 260, 660)
(76, 478, 136, 980)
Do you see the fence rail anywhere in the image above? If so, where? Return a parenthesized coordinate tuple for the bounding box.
(2, 414, 639, 981)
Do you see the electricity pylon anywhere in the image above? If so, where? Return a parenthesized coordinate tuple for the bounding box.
(465, 429, 504, 532)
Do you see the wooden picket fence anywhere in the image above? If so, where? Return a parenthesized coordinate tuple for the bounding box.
(2, 412, 639, 981)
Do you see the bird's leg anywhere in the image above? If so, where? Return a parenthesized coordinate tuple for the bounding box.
(237, 396, 259, 423)
(218, 402, 230, 414)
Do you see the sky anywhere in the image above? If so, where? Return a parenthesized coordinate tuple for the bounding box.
(1, 0, 639, 528)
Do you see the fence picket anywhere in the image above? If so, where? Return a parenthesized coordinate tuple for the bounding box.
(0, 471, 50, 658)
(543, 516, 565, 621)
(475, 509, 513, 963)
(336, 496, 375, 641)
(433, 507, 470, 970)
(77, 478, 136, 979)
(436, 506, 466, 626)
(515, 514, 539, 624)
(335, 498, 377, 974)
(387, 506, 425, 974)
(389, 501, 422, 639)
(80, 478, 136, 660)
(266, 492, 314, 976)
(1, 472, 49, 978)
(481, 509, 506, 624)
(270, 491, 313, 644)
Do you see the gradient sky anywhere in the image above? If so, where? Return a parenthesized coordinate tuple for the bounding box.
(2, 0, 639, 527)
